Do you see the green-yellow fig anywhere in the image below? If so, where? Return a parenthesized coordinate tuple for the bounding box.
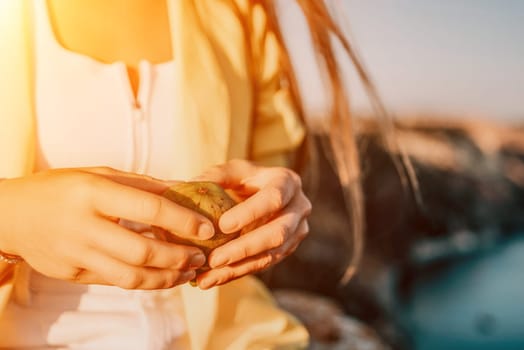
(153, 181, 239, 270)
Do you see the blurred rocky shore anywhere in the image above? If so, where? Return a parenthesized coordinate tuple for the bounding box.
(260, 117, 524, 349)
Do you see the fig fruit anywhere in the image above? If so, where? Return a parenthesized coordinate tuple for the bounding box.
(153, 181, 239, 268)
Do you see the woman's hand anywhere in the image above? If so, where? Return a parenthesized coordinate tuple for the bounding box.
(0, 167, 214, 289)
(194, 159, 312, 289)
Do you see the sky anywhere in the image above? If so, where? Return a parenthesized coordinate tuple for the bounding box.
(341, 0, 524, 122)
(53, 1, 524, 123)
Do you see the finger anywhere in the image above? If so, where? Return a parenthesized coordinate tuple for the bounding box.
(27, 258, 96, 284)
(198, 222, 309, 290)
(68, 269, 109, 286)
(91, 178, 214, 239)
(197, 250, 278, 289)
(219, 174, 299, 233)
(78, 248, 197, 290)
(87, 219, 206, 270)
(80, 166, 178, 195)
(209, 217, 308, 270)
(208, 194, 309, 268)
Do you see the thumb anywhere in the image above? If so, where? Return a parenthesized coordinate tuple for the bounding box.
(79, 167, 180, 195)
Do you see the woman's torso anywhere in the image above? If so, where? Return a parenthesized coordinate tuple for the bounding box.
(46, 0, 173, 98)
(0, 2, 189, 348)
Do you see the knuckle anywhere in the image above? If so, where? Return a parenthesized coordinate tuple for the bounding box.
(173, 250, 193, 269)
(69, 174, 99, 202)
(299, 227, 309, 240)
(267, 187, 284, 211)
(131, 243, 153, 266)
(259, 254, 274, 270)
(116, 270, 143, 289)
(247, 210, 259, 228)
(303, 197, 313, 217)
(271, 225, 288, 247)
(303, 220, 310, 234)
(163, 271, 181, 289)
(238, 245, 250, 261)
(140, 196, 163, 223)
(293, 222, 309, 243)
(222, 269, 237, 284)
(62, 267, 84, 282)
(279, 167, 299, 184)
(181, 214, 201, 237)
(283, 167, 298, 180)
(293, 172, 303, 188)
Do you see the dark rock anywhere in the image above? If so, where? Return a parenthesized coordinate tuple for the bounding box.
(260, 118, 524, 350)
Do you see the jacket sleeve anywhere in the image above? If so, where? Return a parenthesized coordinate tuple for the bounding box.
(207, 276, 309, 350)
(249, 4, 306, 167)
(0, 265, 16, 312)
(196, 4, 310, 349)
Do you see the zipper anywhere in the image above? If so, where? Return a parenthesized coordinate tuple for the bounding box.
(122, 60, 151, 174)
(132, 101, 150, 174)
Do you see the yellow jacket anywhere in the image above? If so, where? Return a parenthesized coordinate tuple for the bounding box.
(0, 0, 308, 348)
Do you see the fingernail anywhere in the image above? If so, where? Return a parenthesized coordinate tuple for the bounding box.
(210, 255, 229, 269)
(198, 223, 214, 239)
(181, 270, 196, 282)
(220, 216, 237, 233)
(189, 253, 206, 268)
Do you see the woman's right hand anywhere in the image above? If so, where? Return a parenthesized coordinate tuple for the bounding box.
(0, 167, 214, 289)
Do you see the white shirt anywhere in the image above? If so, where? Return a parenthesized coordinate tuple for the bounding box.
(33, 3, 179, 179)
(0, 2, 188, 349)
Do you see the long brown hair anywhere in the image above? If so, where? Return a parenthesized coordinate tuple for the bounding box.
(259, 0, 417, 283)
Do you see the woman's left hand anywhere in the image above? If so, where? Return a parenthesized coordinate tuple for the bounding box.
(194, 159, 312, 289)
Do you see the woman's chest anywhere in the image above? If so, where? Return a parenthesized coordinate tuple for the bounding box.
(34, 1, 185, 180)
(46, 0, 173, 67)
